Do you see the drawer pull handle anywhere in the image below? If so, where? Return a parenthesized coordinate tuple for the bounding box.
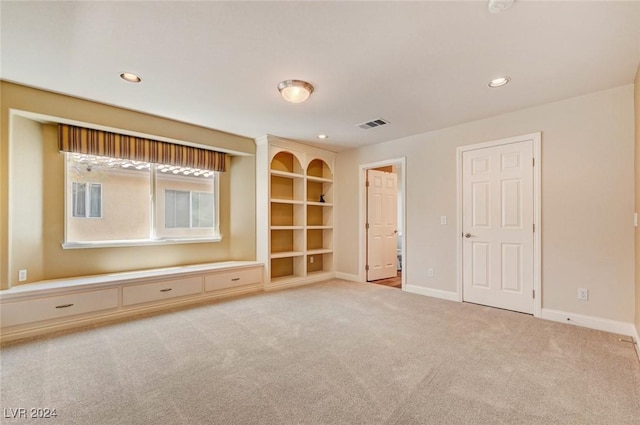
(231, 278, 240, 281)
(55, 303, 74, 309)
(160, 288, 173, 292)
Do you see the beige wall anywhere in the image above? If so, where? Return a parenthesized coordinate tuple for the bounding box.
(635, 64, 640, 335)
(9, 116, 45, 283)
(336, 85, 635, 323)
(1, 82, 256, 288)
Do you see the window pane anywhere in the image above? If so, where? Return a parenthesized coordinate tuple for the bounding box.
(66, 154, 151, 242)
(156, 167, 216, 239)
(165, 189, 190, 228)
(72, 182, 86, 217)
(192, 192, 213, 228)
(165, 190, 176, 228)
(65, 154, 219, 244)
(175, 191, 190, 227)
(89, 184, 101, 217)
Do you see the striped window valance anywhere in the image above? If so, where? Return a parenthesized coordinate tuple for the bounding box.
(58, 124, 227, 172)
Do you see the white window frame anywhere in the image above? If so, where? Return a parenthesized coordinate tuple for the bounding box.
(63, 155, 222, 249)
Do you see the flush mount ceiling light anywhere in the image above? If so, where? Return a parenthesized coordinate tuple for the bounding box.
(317, 134, 328, 140)
(488, 0, 514, 14)
(278, 80, 314, 103)
(120, 72, 141, 83)
(488, 76, 511, 88)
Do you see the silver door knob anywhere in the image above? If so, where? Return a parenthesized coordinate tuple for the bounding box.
(464, 233, 472, 238)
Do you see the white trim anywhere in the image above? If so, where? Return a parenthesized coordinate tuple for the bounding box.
(335, 272, 361, 282)
(456, 132, 542, 316)
(540, 308, 636, 337)
(358, 157, 407, 289)
(62, 237, 222, 250)
(404, 284, 459, 302)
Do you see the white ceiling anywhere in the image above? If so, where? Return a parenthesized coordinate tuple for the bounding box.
(2, 1, 639, 151)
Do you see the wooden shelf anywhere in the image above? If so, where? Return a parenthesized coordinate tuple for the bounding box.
(270, 251, 304, 259)
(270, 198, 303, 205)
(307, 248, 333, 255)
(270, 169, 303, 179)
(262, 143, 335, 287)
(306, 175, 333, 183)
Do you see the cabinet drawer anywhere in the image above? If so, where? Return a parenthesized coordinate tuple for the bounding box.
(122, 276, 202, 307)
(205, 267, 262, 292)
(1, 288, 119, 328)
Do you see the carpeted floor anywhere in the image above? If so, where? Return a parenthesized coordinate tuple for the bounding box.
(1, 279, 639, 424)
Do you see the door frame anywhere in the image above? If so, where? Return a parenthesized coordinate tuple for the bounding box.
(456, 133, 542, 317)
(359, 157, 406, 289)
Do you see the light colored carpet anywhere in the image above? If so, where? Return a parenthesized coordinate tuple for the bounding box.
(1, 279, 639, 424)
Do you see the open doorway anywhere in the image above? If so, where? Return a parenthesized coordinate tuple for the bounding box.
(359, 158, 406, 290)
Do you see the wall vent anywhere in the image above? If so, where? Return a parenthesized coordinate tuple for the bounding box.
(356, 118, 390, 130)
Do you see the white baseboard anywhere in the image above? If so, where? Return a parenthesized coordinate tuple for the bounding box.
(633, 324, 640, 362)
(404, 284, 458, 302)
(540, 308, 636, 337)
(335, 272, 361, 282)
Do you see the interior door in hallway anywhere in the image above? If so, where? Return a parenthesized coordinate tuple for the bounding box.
(462, 140, 534, 314)
(367, 169, 398, 281)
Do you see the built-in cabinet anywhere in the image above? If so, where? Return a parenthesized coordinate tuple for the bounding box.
(256, 136, 336, 289)
(0, 262, 263, 342)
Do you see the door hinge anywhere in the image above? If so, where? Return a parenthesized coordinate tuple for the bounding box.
(365, 180, 370, 187)
(533, 223, 535, 233)
(532, 289, 535, 299)
(366, 223, 370, 229)
(366, 265, 370, 271)
(532, 158, 535, 167)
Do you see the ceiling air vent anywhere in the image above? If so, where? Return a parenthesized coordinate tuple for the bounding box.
(356, 118, 390, 130)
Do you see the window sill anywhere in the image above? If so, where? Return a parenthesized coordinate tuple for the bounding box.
(61, 237, 222, 250)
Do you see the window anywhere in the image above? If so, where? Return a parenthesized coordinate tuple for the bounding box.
(165, 190, 214, 228)
(72, 182, 102, 218)
(65, 153, 219, 247)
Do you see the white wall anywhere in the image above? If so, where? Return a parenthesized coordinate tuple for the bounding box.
(336, 85, 635, 323)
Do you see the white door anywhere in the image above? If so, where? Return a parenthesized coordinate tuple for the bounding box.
(367, 170, 398, 281)
(462, 140, 534, 314)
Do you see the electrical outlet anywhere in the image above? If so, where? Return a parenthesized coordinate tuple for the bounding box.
(440, 216, 447, 225)
(578, 288, 589, 301)
(18, 269, 27, 282)
(309, 256, 314, 264)
(427, 268, 434, 277)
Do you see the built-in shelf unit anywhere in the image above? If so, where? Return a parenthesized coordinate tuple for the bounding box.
(256, 136, 336, 290)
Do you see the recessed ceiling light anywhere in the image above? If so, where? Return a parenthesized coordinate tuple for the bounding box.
(317, 134, 328, 140)
(120, 72, 141, 83)
(488, 76, 510, 88)
(278, 80, 314, 103)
